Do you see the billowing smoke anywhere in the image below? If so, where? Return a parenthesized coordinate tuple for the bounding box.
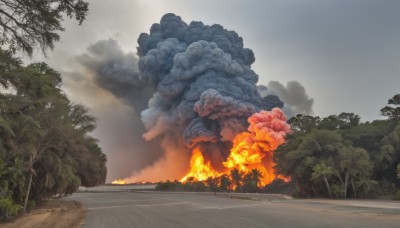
(258, 81, 314, 117)
(136, 13, 266, 171)
(66, 39, 165, 181)
(66, 14, 313, 182)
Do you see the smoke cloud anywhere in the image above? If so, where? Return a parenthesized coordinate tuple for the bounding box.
(64, 39, 165, 181)
(136, 13, 266, 170)
(258, 81, 314, 117)
(64, 14, 314, 182)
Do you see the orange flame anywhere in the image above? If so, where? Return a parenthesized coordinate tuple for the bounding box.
(180, 147, 220, 182)
(112, 179, 127, 185)
(181, 108, 291, 186)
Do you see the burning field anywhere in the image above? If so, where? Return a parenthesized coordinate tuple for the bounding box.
(112, 13, 294, 187)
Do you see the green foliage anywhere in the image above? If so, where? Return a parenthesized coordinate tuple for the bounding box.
(0, 0, 89, 56)
(0, 197, 22, 221)
(0, 48, 106, 219)
(274, 94, 400, 199)
(381, 94, 400, 121)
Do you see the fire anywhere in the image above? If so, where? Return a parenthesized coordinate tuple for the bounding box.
(181, 108, 291, 186)
(112, 179, 127, 185)
(180, 147, 221, 182)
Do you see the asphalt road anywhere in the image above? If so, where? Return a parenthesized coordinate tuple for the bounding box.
(68, 189, 400, 228)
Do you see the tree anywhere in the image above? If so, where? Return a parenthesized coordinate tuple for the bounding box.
(356, 176, 377, 198)
(319, 115, 341, 130)
(338, 146, 371, 198)
(311, 162, 333, 198)
(337, 112, 360, 129)
(219, 174, 231, 192)
(206, 177, 218, 194)
(0, 0, 89, 55)
(0, 54, 106, 218)
(246, 169, 263, 189)
(230, 168, 244, 192)
(288, 114, 320, 133)
(380, 94, 400, 121)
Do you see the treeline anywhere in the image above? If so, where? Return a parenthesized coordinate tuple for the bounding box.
(0, 50, 106, 220)
(0, 0, 106, 221)
(274, 94, 400, 199)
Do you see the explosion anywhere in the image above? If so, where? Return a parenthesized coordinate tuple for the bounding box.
(112, 13, 300, 185)
(181, 108, 291, 186)
(180, 147, 220, 182)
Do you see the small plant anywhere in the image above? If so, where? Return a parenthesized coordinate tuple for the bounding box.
(0, 197, 22, 221)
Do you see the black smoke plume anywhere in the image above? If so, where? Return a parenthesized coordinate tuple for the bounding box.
(137, 13, 265, 169)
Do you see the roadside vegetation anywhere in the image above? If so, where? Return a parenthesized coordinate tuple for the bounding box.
(274, 94, 400, 199)
(0, 0, 106, 222)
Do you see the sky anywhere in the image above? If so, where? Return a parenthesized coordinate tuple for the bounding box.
(29, 0, 400, 181)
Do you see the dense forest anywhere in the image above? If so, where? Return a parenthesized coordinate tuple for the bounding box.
(156, 95, 400, 200)
(274, 95, 400, 199)
(0, 0, 106, 221)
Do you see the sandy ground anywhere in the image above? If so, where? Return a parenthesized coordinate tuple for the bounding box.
(1, 199, 86, 228)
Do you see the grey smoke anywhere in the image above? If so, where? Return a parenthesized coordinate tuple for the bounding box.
(74, 39, 164, 179)
(137, 13, 264, 166)
(258, 81, 314, 117)
(68, 14, 313, 181)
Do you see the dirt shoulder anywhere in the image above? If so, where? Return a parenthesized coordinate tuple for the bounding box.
(1, 199, 86, 228)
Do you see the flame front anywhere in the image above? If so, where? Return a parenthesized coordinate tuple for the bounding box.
(180, 147, 220, 182)
(181, 108, 291, 186)
(112, 179, 127, 185)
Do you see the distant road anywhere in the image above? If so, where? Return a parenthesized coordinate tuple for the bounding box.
(68, 187, 400, 228)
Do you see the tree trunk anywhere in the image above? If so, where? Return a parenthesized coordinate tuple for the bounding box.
(323, 175, 332, 198)
(350, 176, 357, 198)
(23, 162, 33, 213)
(344, 172, 350, 199)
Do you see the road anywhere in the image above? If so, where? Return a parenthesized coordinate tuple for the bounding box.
(68, 189, 400, 228)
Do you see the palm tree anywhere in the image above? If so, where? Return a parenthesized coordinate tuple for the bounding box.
(311, 162, 333, 198)
(219, 174, 231, 192)
(230, 168, 244, 192)
(356, 176, 378, 197)
(339, 146, 371, 198)
(249, 169, 263, 188)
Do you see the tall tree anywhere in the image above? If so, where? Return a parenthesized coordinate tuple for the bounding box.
(288, 114, 320, 133)
(0, 0, 89, 55)
(219, 174, 231, 192)
(230, 168, 244, 192)
(311, 162, 333, 198)
(381, 94, 400, 121)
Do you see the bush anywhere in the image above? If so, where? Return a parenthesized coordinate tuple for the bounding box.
(0, 197, 22, 222)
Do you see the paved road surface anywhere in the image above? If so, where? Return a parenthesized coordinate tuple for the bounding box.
(68, 190, 400, 228)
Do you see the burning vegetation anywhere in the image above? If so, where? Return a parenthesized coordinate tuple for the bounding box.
(111, 179, 127, 185)
(112, 13, 307, 187)
(180, 108, 291, 188)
